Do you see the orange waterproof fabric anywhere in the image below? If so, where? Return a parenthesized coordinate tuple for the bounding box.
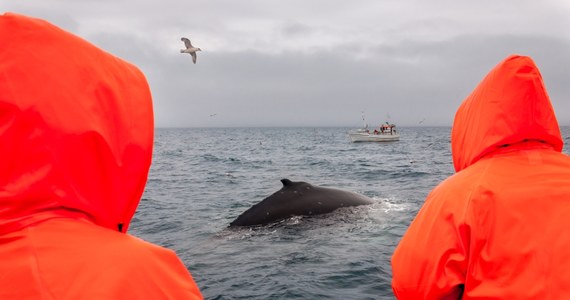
(0, 13, 202, 299)
(391, 55, 570, 299)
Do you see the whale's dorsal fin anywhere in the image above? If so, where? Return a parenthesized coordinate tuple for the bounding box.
(281, 178, 293, 186)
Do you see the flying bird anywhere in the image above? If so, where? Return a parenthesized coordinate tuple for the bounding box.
(180, 37, 201, 64)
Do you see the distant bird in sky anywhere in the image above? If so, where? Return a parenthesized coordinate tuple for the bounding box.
(180, 37, 201, 64)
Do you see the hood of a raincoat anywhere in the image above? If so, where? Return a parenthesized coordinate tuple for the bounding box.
(0, 13, 153, 234)
(451, 55, 563, 172)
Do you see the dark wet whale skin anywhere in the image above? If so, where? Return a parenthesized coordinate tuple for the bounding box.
(229, 179, 374, 227)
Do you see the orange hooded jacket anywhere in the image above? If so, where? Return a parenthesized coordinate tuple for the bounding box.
(0, 13, 203, 299)
(391, 55, 570, 299)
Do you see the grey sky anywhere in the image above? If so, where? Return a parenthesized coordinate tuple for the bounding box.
(3, 1, 570, 127)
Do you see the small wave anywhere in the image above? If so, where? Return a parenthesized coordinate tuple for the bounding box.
(376, 198, 414, 213)
(201, 153, 222, 162)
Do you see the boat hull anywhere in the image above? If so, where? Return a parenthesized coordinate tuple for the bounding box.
(349, 132, 400, 142)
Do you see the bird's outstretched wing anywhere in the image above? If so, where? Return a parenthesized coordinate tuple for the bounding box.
(191, 52, 197, 64)
(181, 37, 192, 49)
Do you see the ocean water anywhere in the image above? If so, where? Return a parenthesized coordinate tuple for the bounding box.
(130, 126, 570, 300)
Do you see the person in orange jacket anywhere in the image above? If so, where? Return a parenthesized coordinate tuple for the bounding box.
(0, 13, 203, 299)
(391, 54, 570, 299)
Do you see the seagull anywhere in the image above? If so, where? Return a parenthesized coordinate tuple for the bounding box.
(180, 37, 201, 64)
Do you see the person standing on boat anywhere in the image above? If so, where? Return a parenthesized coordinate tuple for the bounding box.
(391, 55, 570, 299)
(0, 13, 202, 299)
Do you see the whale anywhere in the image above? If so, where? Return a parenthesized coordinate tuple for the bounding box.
(229, 179, 374, 227)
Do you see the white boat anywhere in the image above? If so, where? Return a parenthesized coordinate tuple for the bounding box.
(348, 131, 400, 142)
(348, 123, 399, 142)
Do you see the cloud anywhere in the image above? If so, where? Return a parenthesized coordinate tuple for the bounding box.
(3, 0, 570, 127)
(158, 35, 569, 128)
